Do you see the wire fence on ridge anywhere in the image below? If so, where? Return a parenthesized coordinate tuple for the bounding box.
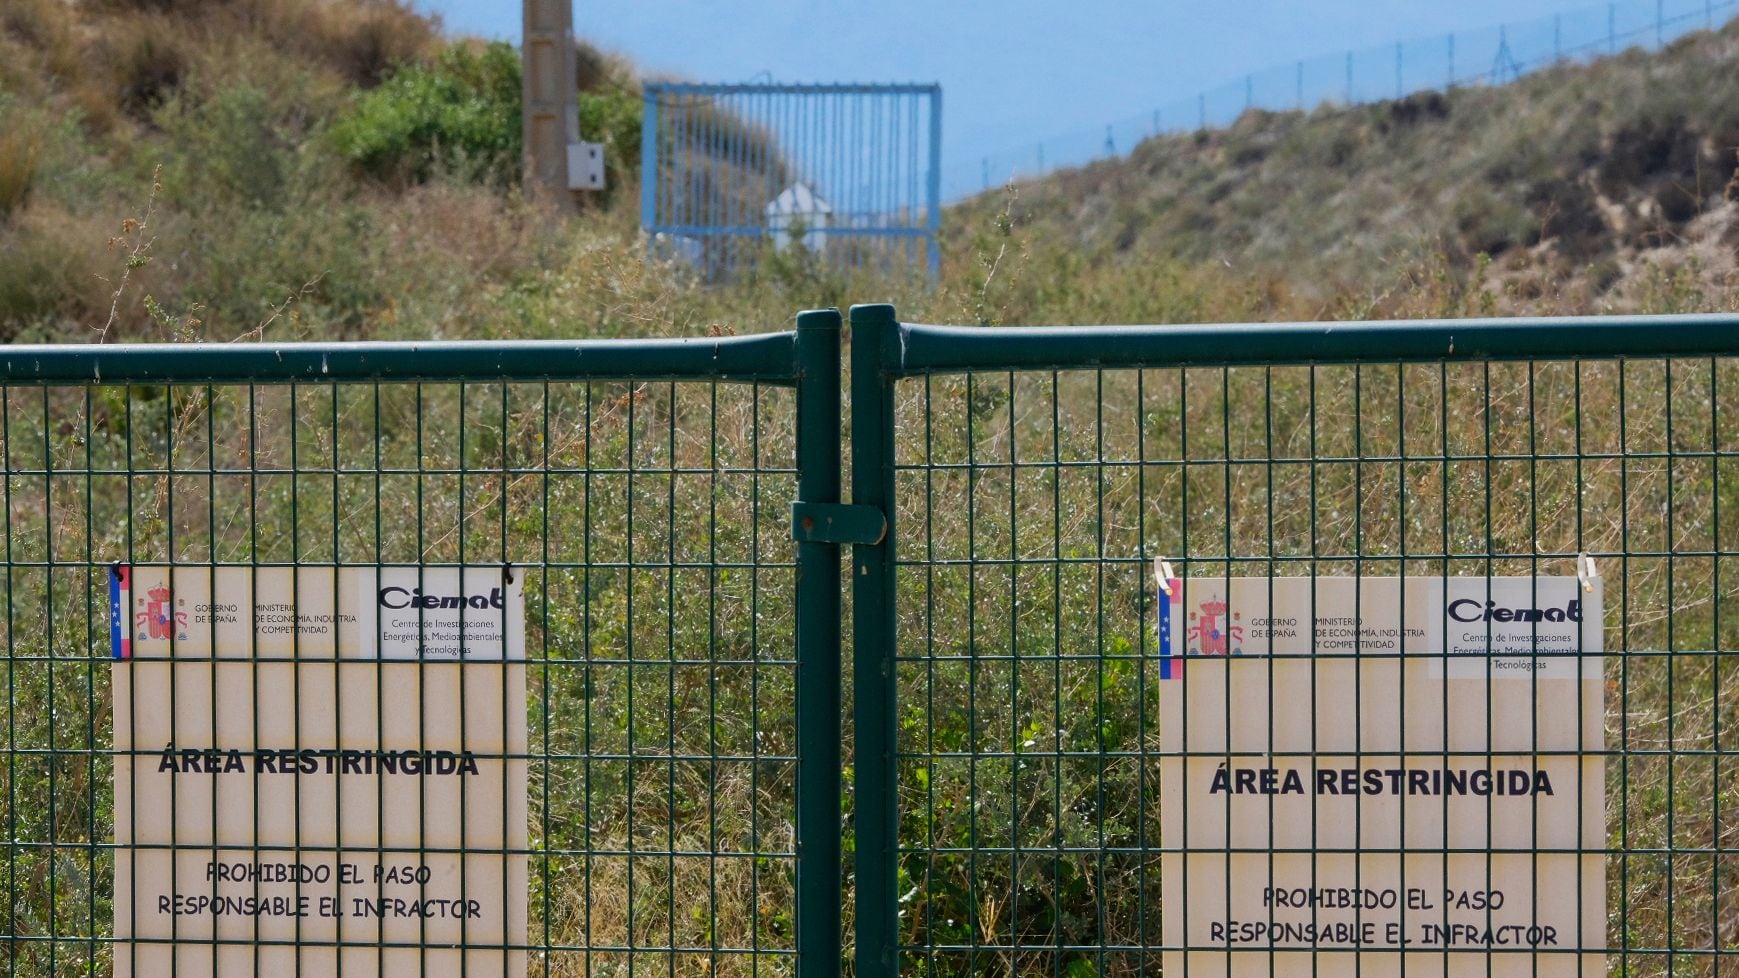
(958, 0, 1739, 201)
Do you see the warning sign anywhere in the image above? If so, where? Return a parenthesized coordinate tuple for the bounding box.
(111, 565, 527, 978)
(1159, 576, 1604, 977)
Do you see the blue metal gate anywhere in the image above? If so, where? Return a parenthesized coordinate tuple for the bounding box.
(639, 84, 941, 281)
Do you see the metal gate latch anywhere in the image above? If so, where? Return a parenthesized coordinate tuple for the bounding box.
(790, 502, 887, 545)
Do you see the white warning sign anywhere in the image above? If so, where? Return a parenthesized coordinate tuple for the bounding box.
(1158, 576, 1604, 977)
(111, 565, 527, 978)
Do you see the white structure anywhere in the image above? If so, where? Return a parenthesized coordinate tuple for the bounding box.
(651, 232, 704, 269)
(766, 182, 832, 252)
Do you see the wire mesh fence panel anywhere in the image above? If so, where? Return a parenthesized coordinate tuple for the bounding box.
(12, 313, 1739, 978)
(0, 331, 840, 978)
(851, 308, 1739, 978)
(641, 84, 941, 282)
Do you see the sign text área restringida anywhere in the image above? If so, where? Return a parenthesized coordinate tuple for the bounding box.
(1159, 576, 1604, 978)
(111, 565, 527, 978)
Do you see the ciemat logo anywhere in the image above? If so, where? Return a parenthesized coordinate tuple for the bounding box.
(378, 586, 506, 611)
(1447, 598, 1582, 624)
(134, 584, 189, 641)
(1188, 599, 1242, 655)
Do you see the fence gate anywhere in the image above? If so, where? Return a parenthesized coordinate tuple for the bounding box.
(640, 83, 941, 281)
(851, 304, 1739, 977)
(0, 313, 844, 978)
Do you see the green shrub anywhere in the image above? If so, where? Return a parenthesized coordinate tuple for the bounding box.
(326, 41, 521, 186)
(0, 208, 103, 339)
(578, 86, 642, 197)
(1451, 184, 1533, 256)
(154, 86, 297, 209)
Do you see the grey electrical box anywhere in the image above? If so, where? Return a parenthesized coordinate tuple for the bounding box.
(567, 142, 605, 191)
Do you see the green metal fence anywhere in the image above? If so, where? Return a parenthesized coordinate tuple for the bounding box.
(7, 305, 1739, 977)
(850, 304, 1739, 977)
(0, 315, 845, 977)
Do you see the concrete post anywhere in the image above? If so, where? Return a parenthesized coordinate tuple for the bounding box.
(523, 0, 583, 207)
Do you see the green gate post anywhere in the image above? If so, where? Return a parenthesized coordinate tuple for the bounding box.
(794, 308, 845, 978)
(849, 304, 900, 978)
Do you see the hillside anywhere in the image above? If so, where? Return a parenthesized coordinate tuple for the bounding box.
(0, 0, 709, 344)
(954, 20, 1739, 316)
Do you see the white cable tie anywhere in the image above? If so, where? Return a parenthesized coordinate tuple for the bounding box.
(1154, 556, 1176, 595)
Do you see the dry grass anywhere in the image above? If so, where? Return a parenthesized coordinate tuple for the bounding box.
(251, 0, 439, 88)
(96, 11, 190, 120)
(0, 0, 80, 79)
(0, 123, 42, 219)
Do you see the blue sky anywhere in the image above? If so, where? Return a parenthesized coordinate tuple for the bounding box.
(414, 0, 1695, 195)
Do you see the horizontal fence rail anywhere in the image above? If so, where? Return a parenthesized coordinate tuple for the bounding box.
(0, 320, 844, 978)
(853, 305, 1739, 977)
(0, 334, 806, 386)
